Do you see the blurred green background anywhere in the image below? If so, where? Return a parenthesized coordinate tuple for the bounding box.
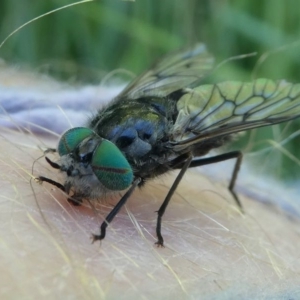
(1, 0, 300, 182)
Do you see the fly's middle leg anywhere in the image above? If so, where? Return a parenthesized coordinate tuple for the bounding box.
(155, 155, 193, 247)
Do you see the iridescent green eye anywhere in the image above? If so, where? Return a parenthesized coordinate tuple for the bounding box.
(58, 127, 94, 156)
(91, 140, 133, 190)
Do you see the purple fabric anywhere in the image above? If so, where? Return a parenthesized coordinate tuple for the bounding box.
(0, 83, 123, 135)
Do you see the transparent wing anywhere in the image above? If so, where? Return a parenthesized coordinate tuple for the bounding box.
(172, 78, 300, 148)
(117, 43, 214, 99)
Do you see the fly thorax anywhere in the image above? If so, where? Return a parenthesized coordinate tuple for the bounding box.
(119, 136, 152, 158)
(108, 119, 160, 158)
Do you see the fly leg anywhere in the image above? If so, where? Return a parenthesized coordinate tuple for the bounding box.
(38, 157, 84, 206)
(155, 155, 193, 247)
(67, 194, 83, 206)
(92, 178, 141, 243)
(37, 156, 81, 205)
(64, 182, 83, 206)
(38, 175, 83, 206)
(37, 156, 64, 191)
(37, 175, 65, 192)
(44, 148, 57, 154)
(173, 151, 243, 212)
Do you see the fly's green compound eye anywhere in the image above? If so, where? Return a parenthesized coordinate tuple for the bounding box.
(91, 140, 133, 191)
(58, 127, 94, 156)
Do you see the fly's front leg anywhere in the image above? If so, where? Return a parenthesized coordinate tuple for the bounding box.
(38, 157, 83, 206)
(37, 155, 73, 200)
(92, 178, 141, 243)
(37, 175, 65, 192)
(156, 155, 193, 247)
(67, 194, 83, 206)
(44, 148, 56, 154)
(36, 156, 63, 190)
(63, 182, 83, 206)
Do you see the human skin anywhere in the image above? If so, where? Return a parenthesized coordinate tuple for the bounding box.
(1, 70, 300, 299)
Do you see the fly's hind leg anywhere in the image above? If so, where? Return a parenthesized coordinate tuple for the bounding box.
(173, 151, 244, 212)
(227, 152, 243, 212)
